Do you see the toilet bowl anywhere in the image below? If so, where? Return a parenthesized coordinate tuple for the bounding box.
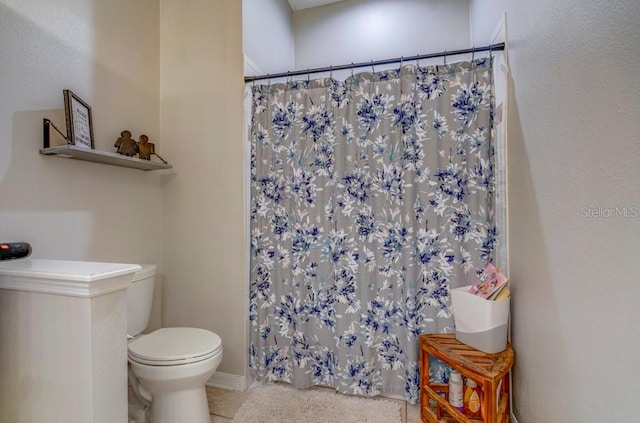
(127, 266, 223, 423)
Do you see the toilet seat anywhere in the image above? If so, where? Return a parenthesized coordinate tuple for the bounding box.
(128, 327, 222, 366)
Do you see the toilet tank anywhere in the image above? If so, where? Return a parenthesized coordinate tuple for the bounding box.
(127, 264, 156, 337)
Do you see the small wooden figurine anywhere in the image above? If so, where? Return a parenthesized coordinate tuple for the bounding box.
(137, 134, 155, 160)
(114, 130, 139, 156)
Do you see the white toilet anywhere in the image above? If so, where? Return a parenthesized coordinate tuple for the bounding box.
(127, 265, 223, 423)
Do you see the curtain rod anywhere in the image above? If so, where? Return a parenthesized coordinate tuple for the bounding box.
(244, 42, 504, 83)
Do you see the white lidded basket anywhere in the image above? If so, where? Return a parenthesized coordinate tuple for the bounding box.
(451, 285, 510, 354)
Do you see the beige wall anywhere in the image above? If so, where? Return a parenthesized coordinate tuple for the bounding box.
(159, 0, 246, 375)
(243, 0, 294, 74)
(0, 0, 162, 332)
(1, 0, 246, 378)
(293, 0, 470, 70)
(470, 1, 640, 421)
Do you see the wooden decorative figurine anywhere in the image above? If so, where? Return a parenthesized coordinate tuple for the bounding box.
(114, 130, 139, 156)
(137, 135, 155, 160)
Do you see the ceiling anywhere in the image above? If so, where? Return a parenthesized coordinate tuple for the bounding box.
(287, 0, 345, 11)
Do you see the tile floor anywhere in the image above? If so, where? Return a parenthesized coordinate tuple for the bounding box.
(206, 385, 422, 423)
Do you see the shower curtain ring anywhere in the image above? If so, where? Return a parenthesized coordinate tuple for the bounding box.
(329, 65, 333, 79)
(471, 48, 477, 83)
(351, 63, 354, 77)
(443, 50, 447, 65)
(416, 54, 420, 68)
(489, 44, 493, 59)
(371, 60, 375, 73)
(399, 56, 404, 71)
(307, 69, 310, 82)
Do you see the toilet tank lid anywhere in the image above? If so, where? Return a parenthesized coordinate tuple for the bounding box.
(132, 264, 156, 282)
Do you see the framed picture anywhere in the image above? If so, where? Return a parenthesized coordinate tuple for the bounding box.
(63, 89, 94, 149)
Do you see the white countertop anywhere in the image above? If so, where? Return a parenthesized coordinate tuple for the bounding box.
(0, 259, 141, 297)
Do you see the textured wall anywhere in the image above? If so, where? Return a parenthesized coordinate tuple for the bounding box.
(243, 0, 294, 74)
(470, 1, 640, 421)
(293, 0, 470, 71)
(160, 0, 246, 376)
(0, 0, 162, 288)
(0, 0, 163, 331)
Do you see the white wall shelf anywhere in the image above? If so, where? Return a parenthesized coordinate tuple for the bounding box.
(42, 118, 171, 171)
(40, 144, 172, 171)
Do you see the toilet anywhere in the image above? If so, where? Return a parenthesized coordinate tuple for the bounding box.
(127, 265, 223, 423)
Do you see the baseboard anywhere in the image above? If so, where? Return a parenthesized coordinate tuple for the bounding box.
(206, 371, 246, 391)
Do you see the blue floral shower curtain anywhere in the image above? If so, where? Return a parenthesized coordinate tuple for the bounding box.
(249, 59, 496, 403)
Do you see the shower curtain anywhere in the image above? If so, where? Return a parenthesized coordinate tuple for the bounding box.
(249, 58, 496, 403)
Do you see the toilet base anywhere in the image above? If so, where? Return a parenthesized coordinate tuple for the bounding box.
(150, 387, 211, 423)
(129, 351, 222, 423)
